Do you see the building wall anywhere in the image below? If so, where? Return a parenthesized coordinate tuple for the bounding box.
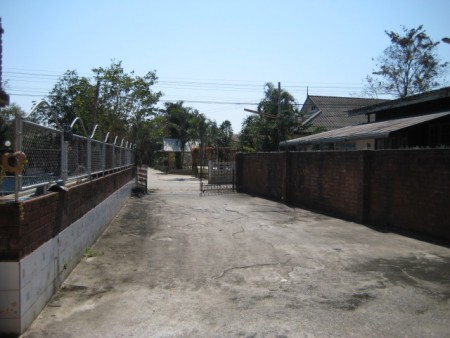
(236, 150, 450, 241)
(287, 152, 365, 221)
(0, 168, 135, 335)
(368, 150, 450, 237)
(355, 139, 374, 150)
(236, 153, 286, 201)
(0, 168, 134, 261)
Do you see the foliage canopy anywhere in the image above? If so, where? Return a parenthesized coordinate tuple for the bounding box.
(364, 25, 448, 98)
(31, 60, 162, 163)
(162, 101, 235, 168)
(240, 83, 300, 152)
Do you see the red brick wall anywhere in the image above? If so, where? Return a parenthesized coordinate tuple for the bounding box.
(287, 152, 366, 221)
(368, 150, 450, 239)
(236, 153, 286, 201)
(0, 168, 135, 261)
(236, 150, 450, 241)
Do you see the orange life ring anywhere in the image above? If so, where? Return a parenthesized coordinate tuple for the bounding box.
(1, 151, 27, 174)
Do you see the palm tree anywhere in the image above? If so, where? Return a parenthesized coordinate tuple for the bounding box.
(163, 101, 194, 169)
(241, 83, 300, 152)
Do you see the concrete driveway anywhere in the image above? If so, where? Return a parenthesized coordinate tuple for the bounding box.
(23, 168, 450, 337)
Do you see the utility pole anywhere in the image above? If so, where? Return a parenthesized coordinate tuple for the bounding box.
(278, 82, 281, 116)
(278, 82, 281, 151)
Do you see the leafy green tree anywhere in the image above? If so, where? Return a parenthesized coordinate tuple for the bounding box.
(36, 70, 95, 132)
(163, 101, 199, 169)
(364, 25, 448, 98)
(135, 115, 165, 165)
(205, 120, 219, 148)
(33, 61, 161, 163)
(239, 115, 262, 152)
(188, 111, 209, 173)
(240, 83, 300, 152)
(218, 120, 234, 148)
(188, 110, 208, 147)
(0, 103, 25, 120)
(0, 103, 25, 150)
(93, 60, 161, 140)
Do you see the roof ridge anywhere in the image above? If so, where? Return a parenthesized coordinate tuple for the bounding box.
(308, 94, 387, 101)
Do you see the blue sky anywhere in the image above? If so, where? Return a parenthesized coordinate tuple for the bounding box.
(2, 0, 450, 132)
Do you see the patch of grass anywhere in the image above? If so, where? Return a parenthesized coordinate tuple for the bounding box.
(83, 246, 104, 258)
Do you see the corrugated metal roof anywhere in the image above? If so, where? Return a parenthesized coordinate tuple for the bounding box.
(281, 112, 450, 146)
(348, 86, 450, 116)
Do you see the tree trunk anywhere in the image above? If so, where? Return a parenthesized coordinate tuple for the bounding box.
(175, 153, 182, 169)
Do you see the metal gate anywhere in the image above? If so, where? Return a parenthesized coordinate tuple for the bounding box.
(200, 160, 235, 193)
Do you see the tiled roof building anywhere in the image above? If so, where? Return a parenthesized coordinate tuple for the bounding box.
(300, 95, 388, 134)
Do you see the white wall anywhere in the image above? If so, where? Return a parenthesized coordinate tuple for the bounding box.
(0, 180, 134, 335)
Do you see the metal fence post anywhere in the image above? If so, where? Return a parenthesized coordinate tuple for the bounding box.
(14, 115, 23, 201)
(120, 139, 124, 168)
(101, 139, 105, 176)
(1, 113, 137, 201)
(112, 136, 117, 170)
(61, 135, 68, 184)
(125, 141, 128, 167)
(87, 137, 91, 178)
(111, 144, 116, 170)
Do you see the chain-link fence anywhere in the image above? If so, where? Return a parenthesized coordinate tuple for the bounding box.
(1, 113, 135, 200)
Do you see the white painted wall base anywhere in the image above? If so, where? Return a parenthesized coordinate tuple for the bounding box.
(0, 180, 134, 335)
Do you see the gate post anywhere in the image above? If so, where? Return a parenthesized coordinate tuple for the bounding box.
(208, 160, 213, 183)
(282, 151, 289, 203)
(14, 114, 23, 201)
(235, 153, 242, 193)
(232, 161, 236, 192)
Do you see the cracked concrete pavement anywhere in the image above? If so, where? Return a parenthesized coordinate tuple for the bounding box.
(22, 168, 450, 337)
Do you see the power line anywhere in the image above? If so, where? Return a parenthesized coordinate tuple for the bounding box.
(6, 67, 393, 109)
(4, 68, 365, 90)
(8, 92, 44, 97)
(159, 99, 259, 105)
(5, 71, 61, 78)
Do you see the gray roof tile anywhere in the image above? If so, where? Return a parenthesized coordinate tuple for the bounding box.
(301, 96, 389, 131)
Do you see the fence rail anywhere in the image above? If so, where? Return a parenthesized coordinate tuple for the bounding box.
(1, 111, 135, 201)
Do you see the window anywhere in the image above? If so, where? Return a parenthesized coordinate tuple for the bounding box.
(429, 123, 450, 147)
(335, 142, 356, 151)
